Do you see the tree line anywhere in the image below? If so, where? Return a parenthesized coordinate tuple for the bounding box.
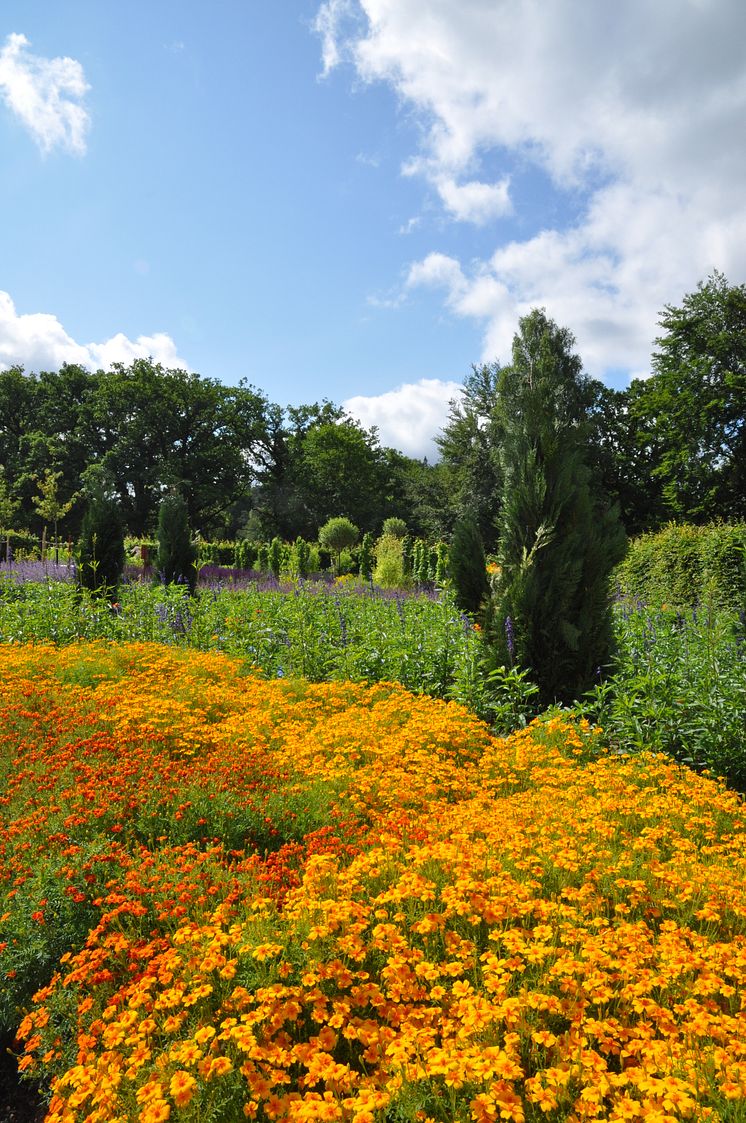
(0, 271, 743, 548)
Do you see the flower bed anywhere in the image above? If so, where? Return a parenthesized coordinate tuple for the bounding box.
(2, 643, 746, 1121)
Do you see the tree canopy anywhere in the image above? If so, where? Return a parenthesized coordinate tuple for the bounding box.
(1, 272, 743, 544)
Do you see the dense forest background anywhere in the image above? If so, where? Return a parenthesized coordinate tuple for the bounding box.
(0, 272, 743, 546)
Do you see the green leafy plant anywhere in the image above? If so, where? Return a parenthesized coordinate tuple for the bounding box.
(318, 517, 359, 574)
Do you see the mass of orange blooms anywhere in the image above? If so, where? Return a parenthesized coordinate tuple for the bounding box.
(2, 642, 746, 1122)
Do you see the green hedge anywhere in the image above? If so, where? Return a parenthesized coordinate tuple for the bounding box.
(615, 522, 746, 608)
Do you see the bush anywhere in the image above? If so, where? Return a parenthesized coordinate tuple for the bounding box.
(381, 517, 407, 539)
(234, 539, 257, 570)
(581, 597, 746, 788)
(0, 531, 42, 562)
(373, 533, 406, 588)
(156, 496, 197, 593)
(291, 537, 311, 579)
(268, 537, 284, 579)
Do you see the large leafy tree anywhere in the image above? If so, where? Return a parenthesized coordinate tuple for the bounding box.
(81, 360, 268, 536)
(286, 417, 387, 537)
(489, 310, 627, 706)
(585, 380, 665, 535)
(436, 363, 503, 550)
(0, 364, 93, 534)
(636, 271, 746, 521)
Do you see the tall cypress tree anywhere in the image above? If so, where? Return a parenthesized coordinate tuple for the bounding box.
(77, 493, 125, 596)
(449, 515, 489, 615)
(156, 495, 197, 592)
(488, 309, 626, 705)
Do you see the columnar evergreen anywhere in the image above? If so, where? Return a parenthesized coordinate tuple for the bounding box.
(77, 494, 125, 595)
(156, 495, 197, 592)
(488, 309, 627, 705)
(449, 516, 489, 615)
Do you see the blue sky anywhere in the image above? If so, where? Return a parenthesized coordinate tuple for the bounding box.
(1, 1, 744, 458)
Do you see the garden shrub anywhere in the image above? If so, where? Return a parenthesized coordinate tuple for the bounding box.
(616, 521, 746, 607)
(373, 532, 406, 588)
(318, 517, 359, 574)
(358, 531, 374, 581)
(381, 516, 407, 539)
(234, 538, 257, 570)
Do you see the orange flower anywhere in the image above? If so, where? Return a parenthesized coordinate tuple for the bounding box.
(169, 1070, 197, 1108)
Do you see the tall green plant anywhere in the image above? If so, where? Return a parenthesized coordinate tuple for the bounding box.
(77, 495, 125, 595)
(489, 309, 627, 705)
(156, 495, 197, 593)
(449, 517, 489, 615)
(358, 532, 374, 582)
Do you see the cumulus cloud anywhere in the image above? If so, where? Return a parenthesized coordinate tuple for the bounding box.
(0, 32, 90, 155)
(0, 291, 189, 373)
(315, 0, 746, 379)
(343, 378, 462, 459)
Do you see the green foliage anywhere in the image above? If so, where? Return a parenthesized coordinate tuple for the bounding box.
(268, 536, 284, 579)
(358, 531, 374, 581)
(448, 517, 489, 614)
(234, 538, 257, 570)
(291, 536, 311, 579)
(490, 309, 627, 706)
(373, 533, 406, 589)
(434, 542, 449, 587)
(156, 495, 197, 593)
(450, 654, 540, 732)
(256, 543, 270, 573)
(401, 534, 413, 578)
(318, 517, 359, 573)
(381, 517, 407, 539)
(77, 495, 126, 596)
(616, 522, 746, 609)
(0, 466, 20, 531)
(0, 578, 477, 699)
(436, 363, 504, 549)
(581, 597, 746, 788)
(636, 271, 746, 522)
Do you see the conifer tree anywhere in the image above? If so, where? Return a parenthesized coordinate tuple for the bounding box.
(488, 309, 626, 705)
(77, 493, 125, 595)
(156, 495, 197, 592)
(449, 516, 489, 615)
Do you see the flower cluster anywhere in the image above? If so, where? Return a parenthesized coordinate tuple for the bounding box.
(3, 643, 746, 1122)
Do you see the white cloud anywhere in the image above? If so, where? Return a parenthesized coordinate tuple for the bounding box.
(343, 377, 462, 459)
(313, 0, 359, 77)
(0, 32, 90, 155)
(434, 175, 511, 224)
(316, 0, 746, 380)
(0, 291, 189, 372)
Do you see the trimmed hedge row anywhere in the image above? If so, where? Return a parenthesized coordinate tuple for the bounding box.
(615, 522, 746, 607)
